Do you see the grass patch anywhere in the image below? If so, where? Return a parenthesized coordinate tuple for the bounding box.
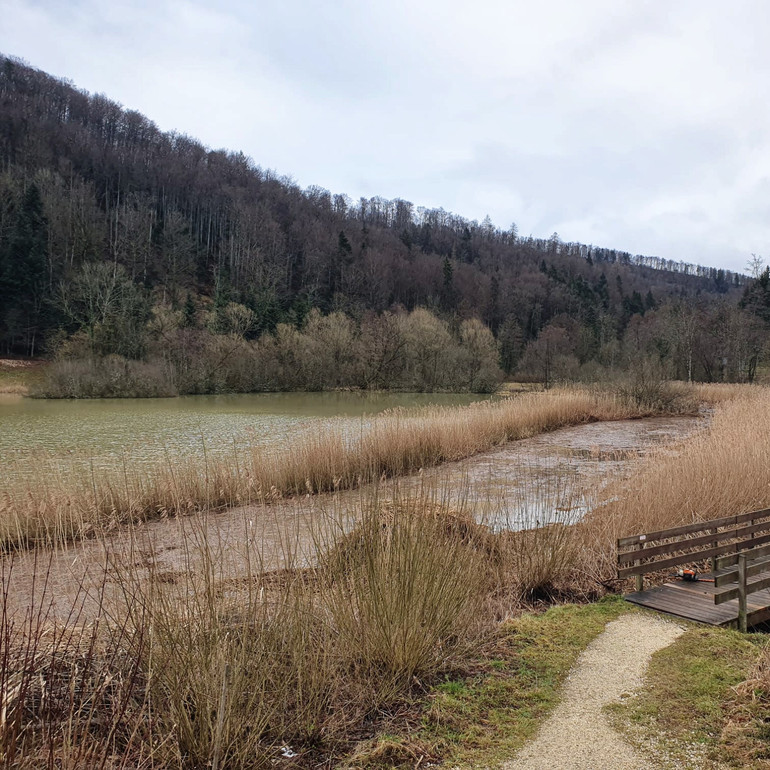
(608, 625, 766, 767)
(351, 596, 631, 768)
(0, 359, 44, 394)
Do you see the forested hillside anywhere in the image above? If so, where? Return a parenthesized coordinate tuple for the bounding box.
(0, 54, 766, 393)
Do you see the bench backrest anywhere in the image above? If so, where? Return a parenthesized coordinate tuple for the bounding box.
(616, 509, 770, 580)
(713, 546, 770, 603)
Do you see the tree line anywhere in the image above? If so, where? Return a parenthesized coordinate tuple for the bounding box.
(36, 302, 502, 397)
(0, 54, 765, 394)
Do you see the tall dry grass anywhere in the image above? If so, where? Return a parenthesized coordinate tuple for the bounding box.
(5, 380, 756, 767)
(678, 381, 760, 405)
(0, 387, 692, 551)
(579, 386, 770, 583)
(0, 486, 503, 768)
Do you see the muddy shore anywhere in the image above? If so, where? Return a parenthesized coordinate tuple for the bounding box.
(2, 415, 704, 620)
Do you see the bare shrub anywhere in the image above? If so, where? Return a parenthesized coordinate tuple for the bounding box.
(612, 357, 696, 414)
(31, 356, 176, 399)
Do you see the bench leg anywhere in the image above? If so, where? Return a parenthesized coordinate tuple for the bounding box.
(634, 541, 645, 592)
(738, 552, 748, 633)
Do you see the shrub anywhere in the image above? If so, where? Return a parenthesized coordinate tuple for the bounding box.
(31, 356, 177, 398)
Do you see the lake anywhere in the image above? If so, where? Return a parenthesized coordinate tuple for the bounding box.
(0, 392, 490, 482)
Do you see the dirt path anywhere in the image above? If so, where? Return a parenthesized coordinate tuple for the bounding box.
(504, 613, 685, 770)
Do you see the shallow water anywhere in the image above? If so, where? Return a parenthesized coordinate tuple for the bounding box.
(0, 391, 488, 481)
(1, 414, 705, 620)
(407, 416, 705, 529)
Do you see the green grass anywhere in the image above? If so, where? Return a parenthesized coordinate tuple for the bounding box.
(347, 596, 631, 768)
(608, 625, 767, 768)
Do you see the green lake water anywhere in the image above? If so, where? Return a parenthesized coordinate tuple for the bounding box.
(0, 392, 489, 482)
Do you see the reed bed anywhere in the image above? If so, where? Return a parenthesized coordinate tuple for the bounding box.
(1, 482, 575, 769)
(677, 381, 760, 404)
(579, 386, 770, 583)
(0, 387, 693, 551)
(0, 385, 760, 766)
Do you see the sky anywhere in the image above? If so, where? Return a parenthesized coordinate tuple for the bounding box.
(2, 0, 769, 272)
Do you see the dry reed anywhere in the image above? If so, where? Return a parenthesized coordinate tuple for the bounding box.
(0, 487, 499, 768)
(579, 386, 770, 584)
(0, 387, 690, 551)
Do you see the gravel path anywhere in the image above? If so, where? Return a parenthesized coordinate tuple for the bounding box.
(504, 613, 685, 770)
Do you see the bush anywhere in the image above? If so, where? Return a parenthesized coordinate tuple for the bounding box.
(323, 496, 493, 695)
(612, 358, 696, 413)
(31, 355, 177, 398)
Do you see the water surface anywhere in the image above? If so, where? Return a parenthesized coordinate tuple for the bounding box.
(0, 392, 489, 481)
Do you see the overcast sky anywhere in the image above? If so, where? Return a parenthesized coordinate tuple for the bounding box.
(2, 0, 768, 272)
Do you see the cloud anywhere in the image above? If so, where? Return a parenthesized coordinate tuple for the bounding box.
(2, 0, 769, 271)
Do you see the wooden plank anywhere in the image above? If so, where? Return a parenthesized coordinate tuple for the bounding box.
(617, 512, 760, 547)
(618, 531, 770, 578)
(717, 541, 770, 570)
(738, 553, 748, 632)
(617, 509, 770, 548)
(626, 580, 770, 629)
(624, 583, 738, 625)
(747, 603, 770, 628)
(713, 555, 770, 588)
(617, 518, 770, 564)
(715, 573, 770, 605)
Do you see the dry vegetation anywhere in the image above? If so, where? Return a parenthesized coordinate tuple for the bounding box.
(578, 383, 770, 585)
(0, 484, 577, 769)
(0, 360, 41, 396)
(0, 386, 696, 551)
(1, 382, 766, 767)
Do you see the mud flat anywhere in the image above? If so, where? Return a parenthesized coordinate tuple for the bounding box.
(2, 415, 704, 620)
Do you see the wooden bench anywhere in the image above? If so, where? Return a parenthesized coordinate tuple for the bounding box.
(617, 508, 770, 631)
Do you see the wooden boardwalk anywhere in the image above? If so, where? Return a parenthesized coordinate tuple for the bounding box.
(617, 509, 770, 631)
(625, 572, 770, 629)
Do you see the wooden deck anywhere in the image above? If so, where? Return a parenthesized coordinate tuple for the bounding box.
(625, 572, 770, 629)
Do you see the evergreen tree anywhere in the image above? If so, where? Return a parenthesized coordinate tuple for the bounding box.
(644, 290, 657, 311)
(595, 273, 610, 310)
(441, 256, 456, 311)
(0, 183, 49, 355)
(181, 293, 197, 328)
(740, 266, 770, 323)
